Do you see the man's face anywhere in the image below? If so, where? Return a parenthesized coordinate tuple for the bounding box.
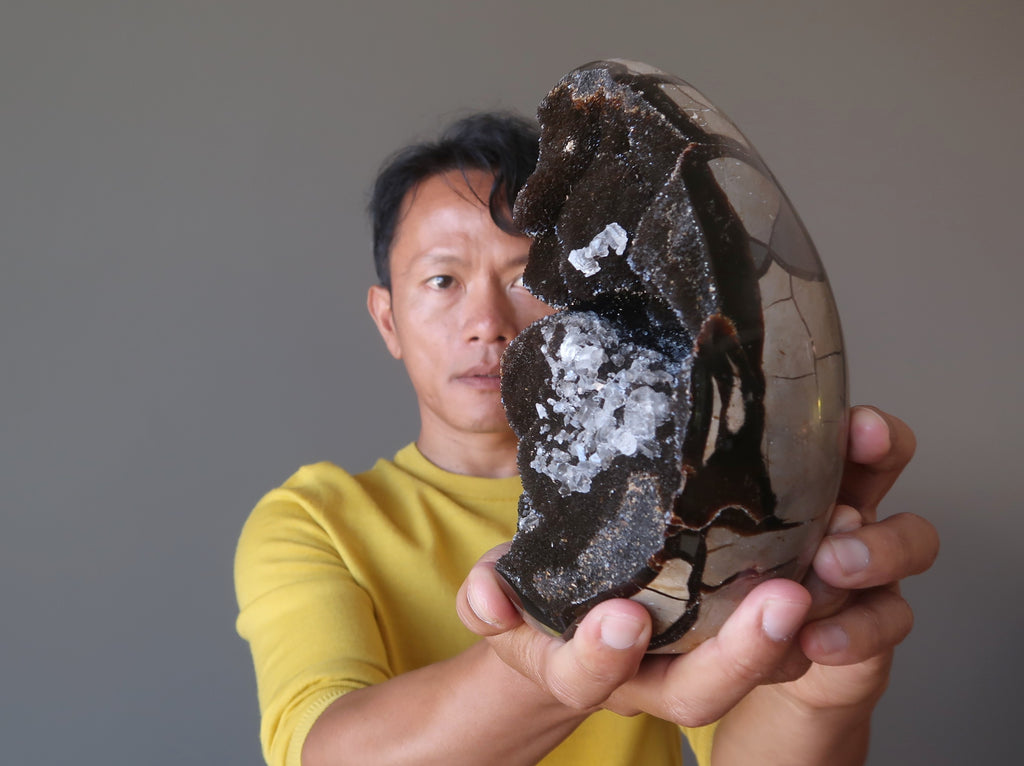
(368, 169, 553, 441)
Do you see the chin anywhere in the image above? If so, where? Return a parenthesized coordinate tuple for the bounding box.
(460, 412, 517, 437)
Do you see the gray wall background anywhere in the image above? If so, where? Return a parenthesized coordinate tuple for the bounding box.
(3, 1, 1021, 763)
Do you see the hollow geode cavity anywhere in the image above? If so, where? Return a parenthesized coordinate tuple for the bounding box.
(496, 59, 848, 653)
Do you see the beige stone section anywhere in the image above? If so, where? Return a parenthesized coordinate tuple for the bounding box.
(725, 360, 746, 434)
(703, 523, 817, 587)
(704, 379, 722, 465)
(790, 276, 844, 357)
(762, 298, 816, 380)
(758, 259, 793, 307)
(631, 558, 692, 634)
(647, 570, 767, 654)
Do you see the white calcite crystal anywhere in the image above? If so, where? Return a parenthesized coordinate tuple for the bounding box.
(566, 222, 628, 276)
(529, 313, 675, 494)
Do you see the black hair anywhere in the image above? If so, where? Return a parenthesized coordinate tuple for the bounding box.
(369, 112, 540, 288)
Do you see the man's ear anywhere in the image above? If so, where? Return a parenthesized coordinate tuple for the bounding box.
(367, 284, 403, 360)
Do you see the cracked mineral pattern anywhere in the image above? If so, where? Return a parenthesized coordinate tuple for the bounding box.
(496, 60, 848, 652)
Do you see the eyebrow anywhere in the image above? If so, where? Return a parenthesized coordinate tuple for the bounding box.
(419, 253, 463, 266)
(416, 252, 531, 270)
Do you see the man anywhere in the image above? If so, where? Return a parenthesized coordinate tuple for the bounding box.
(235, 113, 938, 765)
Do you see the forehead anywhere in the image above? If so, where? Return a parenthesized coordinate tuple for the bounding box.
(390, 169, 527, 269)
(397, 168, 494, 224)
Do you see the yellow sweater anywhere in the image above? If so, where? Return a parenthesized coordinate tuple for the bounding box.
(235, 444, 714, 765)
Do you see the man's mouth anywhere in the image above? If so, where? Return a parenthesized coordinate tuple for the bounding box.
(456, 366, 503, 389)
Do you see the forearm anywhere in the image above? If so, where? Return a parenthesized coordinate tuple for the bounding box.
(710, 685, 874, 766)
(302, 641, 588, 766)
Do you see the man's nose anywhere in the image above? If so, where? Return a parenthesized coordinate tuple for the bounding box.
(464, 280, 517, 345)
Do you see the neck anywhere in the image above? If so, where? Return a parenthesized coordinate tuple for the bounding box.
(416, 427, 520, 478)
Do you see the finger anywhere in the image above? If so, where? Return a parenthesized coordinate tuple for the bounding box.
(803, 505, 862, 621)
(456, 543, 524, 636)
(769, 641, 815, 685)
(839, 407, 917, 517)
(537, 599, 652, 710)
(803, 569, 851, 622)
(612, 579, 812, 727)
(799, 586, 914, 666)
(827, 504, 865, 535)
(812, 512, 939, 590)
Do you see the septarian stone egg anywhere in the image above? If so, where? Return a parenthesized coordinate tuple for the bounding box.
(496, 60, 848, 653)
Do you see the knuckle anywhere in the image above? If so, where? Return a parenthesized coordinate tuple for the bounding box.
(718, 648, 770, 686)
(846, 590, 915, 657)
(575, 653, 626, 687)
(852, 599, 885, 641)
(887, 513, 940, 576)
(502, 632, 545, 685)
(662, 693, 718, 728)
(891, 597, 915, 644)
(540, 644, 629, 711)
(546, 673, 600, 710)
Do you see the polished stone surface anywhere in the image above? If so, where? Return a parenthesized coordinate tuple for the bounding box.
(497, 59, 848, 652)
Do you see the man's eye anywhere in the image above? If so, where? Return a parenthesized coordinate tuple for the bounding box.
(512, 273, 526, 288)
(428, 275, 454, 289)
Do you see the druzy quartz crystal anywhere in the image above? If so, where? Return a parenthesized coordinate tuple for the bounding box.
(496, 60, 848, 653)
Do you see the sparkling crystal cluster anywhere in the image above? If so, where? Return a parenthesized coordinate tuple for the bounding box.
(530, 312, 676, 494)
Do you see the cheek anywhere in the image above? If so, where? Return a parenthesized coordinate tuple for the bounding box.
(395, 292, 455, 337)
(399, 339, 451, 396)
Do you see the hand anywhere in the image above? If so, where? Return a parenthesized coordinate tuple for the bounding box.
(704, 406, 940, 764)
(458, 542, 814, 725)
(457, 406, 938, 730)
(767, 405, 939, 712)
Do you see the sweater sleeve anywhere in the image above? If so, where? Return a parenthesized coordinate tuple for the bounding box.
(235, 461, 718, 766)
(234, 482, 390, 766)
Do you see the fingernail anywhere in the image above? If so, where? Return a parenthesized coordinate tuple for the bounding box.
(827, 506, 863, 535)
(852, 406, 887, 435)
(827, 537, 870, 575)
(467, 588, 499, 627)
(815, 624, 849, 655)
(600, 615, 644, 650)
(762, 599, 806, 642)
